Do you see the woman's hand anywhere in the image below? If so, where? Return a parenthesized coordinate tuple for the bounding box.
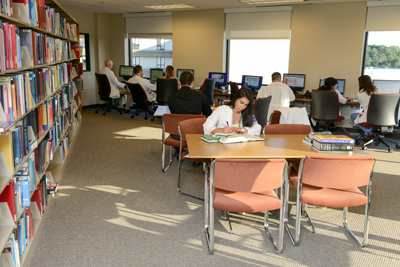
(223, 127, 236, 134)
(234, 127, 248, 134)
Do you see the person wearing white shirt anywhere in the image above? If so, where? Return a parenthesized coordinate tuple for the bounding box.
(256, 72, 295, 120)
(127, 65, 157, 102)
(351, 75, 384, 138)
(99, 59, 132, 112)
(317, 77, 349, 104)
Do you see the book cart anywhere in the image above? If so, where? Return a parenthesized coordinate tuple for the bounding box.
(0, 0, 82, 266)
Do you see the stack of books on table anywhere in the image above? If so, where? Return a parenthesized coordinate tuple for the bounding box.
(303, 132, 355, 153)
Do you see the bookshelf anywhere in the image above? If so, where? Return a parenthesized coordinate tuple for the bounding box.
(0, 0, 82, 266)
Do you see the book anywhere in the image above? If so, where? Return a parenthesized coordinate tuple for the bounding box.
(201, 135, 219, 143)
(312, 134, 355, 144)
(218, 133, 265, 144)
(312, 145, 353, 154)
(47, 182, 58, 194)
(313, 139, 354, 151)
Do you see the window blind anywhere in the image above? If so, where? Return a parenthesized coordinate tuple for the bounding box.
(125, 12, 172, 38)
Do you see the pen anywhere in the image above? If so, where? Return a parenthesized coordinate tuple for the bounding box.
(226, 121, 229, 127)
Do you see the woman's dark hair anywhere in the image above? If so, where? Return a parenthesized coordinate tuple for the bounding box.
(358, 75, 377, 96)
(324, 77, 338, 88)
(229, 87, 254, 127)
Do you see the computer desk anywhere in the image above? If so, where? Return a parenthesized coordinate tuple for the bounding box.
(185, 133, 370, 253)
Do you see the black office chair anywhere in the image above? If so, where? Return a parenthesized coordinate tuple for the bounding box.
(254, 96, 272, 134)
(201, 78, 216, 106)
(355, 93, 400, 153)
(310, 90, 344, 131)
(126, 82, 153, 120)
(156, 78, 178, 104)
(228, 82, 239, 102)
(95, 73, 123, 115)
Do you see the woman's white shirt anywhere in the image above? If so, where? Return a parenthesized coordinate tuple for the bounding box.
(354, 87, 384, 124)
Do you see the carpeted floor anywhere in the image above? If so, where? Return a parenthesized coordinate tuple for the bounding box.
(28, 108, 400, 267)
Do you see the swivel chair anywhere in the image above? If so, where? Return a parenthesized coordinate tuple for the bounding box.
(201, 78, 216, 106)
(228, 82, 239, 101)
(254, 96, 272, 134)
(95, 73, 123, 115)
(310, 90, 344, 131)
(355, 93, 400, 153)
(152, 78, 178, 121)
(126, 82, 153, 120)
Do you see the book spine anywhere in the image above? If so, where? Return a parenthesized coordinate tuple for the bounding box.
(313, 141, 354, 151)
(315, 138, 355, 144)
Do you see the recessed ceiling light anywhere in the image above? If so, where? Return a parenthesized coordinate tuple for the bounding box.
(143, 4, 197, 10)
(239, 0, 305, 4)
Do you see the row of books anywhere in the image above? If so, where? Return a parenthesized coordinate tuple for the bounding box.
(303, 131, 355, 153)
(1, 0, 77, 41)
(0, 62, 75, 124)
(0, 21, 76, 72)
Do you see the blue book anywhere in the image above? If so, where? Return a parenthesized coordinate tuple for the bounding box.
(28, 155, 36, 192)
(17, 177, 30, 207)
(18, 216, 24, 255)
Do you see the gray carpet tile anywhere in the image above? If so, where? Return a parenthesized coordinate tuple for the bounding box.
(27, 109, 400, 267)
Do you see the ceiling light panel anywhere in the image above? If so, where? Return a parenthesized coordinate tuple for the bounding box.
(144, 4, 197, 9)
(239, 0, 305, 4)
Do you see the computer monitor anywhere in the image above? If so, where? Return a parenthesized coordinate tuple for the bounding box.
(373, 80, 400, 94)
(208, 72, 227, 87)
(319, 78, 346, 94)
(119, 65, 134, 80)
(176, 69, 194, 79)
(283, 73, 306, 92)
(241, 75, 263, 90)
(150, 68, 164, 83)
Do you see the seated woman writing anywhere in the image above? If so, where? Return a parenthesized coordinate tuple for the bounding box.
(203, 87, 261, 136)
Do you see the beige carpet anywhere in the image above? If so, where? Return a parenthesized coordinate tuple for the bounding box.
(28, 108, 400, 267)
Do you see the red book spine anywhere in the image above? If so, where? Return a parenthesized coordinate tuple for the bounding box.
(0, 180, 17, 223)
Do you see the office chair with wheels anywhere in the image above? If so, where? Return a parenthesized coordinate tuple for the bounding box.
(228, 82, 239, 101)
(95, 73, 123, 115)
(254, 96, 272, 134)
(152, 78, 178, 122)
(310, 90, 344, 131)
(207, 158, 288, 254)
(285, 155, 375, 248)
(355, 93, 400, 153)
(126, 82, 153, 120)
(201, 78, 216, 106)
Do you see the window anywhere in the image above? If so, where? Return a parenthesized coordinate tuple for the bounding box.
(129, 38, 172, 77)
(227, 39, 290, 85)
(363, 31, 400, 80)
(79, 33, 91, 72)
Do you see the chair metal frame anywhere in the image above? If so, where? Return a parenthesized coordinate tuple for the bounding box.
(205, 159, 288, 255)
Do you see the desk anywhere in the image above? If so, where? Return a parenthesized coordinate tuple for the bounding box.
(186, 134, 370, 253)
(154, 105, 170, 117)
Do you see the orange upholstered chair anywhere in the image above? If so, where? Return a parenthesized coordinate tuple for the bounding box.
(178, 118, 210, 200)
(287, 155, 375, 247)
(162, 114, 204, 172)
(207, 158, 288, 254)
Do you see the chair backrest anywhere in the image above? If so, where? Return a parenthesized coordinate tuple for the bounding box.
(311, 90, 340, 121)
(254, 96, 272, 134)
(228, 82, 239, 101)
(126, 82, 148, 104)
(202, 78, 217, 106)
(95, 73, 111, 98)
(300, 155, 375, 189)
(366, 93, 400, 127)
(178, 118, 207, 147)
(163, 114, 204, 136)
(156, 78, 178, 104)
(213, 158, 287, 192)
(264, 124, 311, 135)
(270, 110, 281, 125)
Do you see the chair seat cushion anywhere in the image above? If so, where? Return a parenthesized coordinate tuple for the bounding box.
(164, 136, 180, 147)
(213, 188, 282, 213)
(291, 177, 368, 208)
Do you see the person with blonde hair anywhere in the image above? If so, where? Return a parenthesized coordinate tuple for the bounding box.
(165, 65, 176, 79)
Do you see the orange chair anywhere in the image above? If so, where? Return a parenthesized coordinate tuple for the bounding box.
(287, 155, 375, 247)
(177, 118, 210, 200)
(162, 114, 204, 172)
(207, 158, 288, 254)
(269, 110, 281, 125)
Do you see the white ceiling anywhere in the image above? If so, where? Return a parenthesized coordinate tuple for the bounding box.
(57, 0, 375, 14)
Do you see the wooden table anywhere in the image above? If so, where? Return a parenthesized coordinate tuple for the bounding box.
(186, 133, 371, 254)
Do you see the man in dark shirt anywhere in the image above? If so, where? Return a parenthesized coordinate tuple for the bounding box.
(168, 71, 212, 116)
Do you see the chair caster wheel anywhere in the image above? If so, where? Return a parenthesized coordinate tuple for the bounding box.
(356, 140, 360, 145)
(396, 144, 400, 149)
(151, 117, 155, 122)
(136, 113, 139, 116)
(389, 148, 393, 153)
(120, 111, 124, 115)
(131, 115, 134, 118)
(103, 112, 106, 115)
(362, 146, 367, 151)
(95, 110, 98, 114)
(144, 117, 148, 120)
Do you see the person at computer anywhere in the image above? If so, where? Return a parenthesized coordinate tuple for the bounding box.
(127, 65, 157, 102)
(256, 72, 295, 119)
(164, 65, 177, 79)
(203, 87, 261, 136)
(99, 59, 132, 112)
(350, 75, 384, 138)
(317, 77, 349, 104)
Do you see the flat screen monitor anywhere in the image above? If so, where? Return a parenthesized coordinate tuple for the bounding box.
(150, 68, 164, 83)
(373, 80, 400, 94)
(241, 75, 263, 90)
(119, 65, 134, 79)
(319, 78, 346, 94)
(176, 69, 194, 79)
(208, 72, 227, 86)
(283, 73, 306, 92)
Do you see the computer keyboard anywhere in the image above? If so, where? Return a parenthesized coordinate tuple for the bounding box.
(214, 88, 226, 93)
(294, 92, 304, 99)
